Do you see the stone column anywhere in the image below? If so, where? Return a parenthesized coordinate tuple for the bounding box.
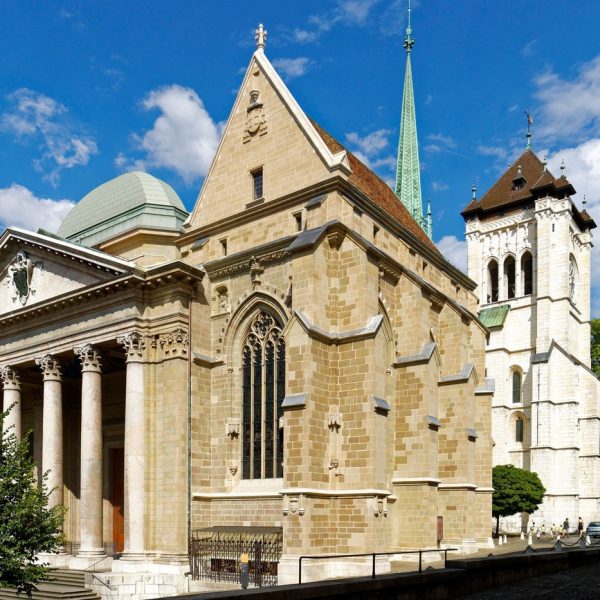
(35, 355, 63, 509)
(1, 366, 21, 439)
(75, 344, 105, 558)
(118, 332, 147, 560)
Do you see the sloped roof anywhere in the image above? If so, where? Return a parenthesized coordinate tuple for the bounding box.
(478, 304, 510, 328)
(310, 121, 439, 253)
(461, 149, 595, 229)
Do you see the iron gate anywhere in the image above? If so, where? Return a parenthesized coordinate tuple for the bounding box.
(189, 526, 283, 587)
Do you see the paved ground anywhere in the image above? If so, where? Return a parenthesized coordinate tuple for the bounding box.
(461, 560, 600, 599)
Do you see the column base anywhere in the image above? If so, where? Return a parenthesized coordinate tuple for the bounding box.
(119, 551, 148, 562)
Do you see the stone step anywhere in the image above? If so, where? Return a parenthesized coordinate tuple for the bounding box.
(48, 569, 87, 586)
(0, 580, 100, 600)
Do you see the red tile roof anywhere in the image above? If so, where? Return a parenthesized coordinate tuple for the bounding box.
(310, 120, 439, 253)
(460, 148, 587, 220)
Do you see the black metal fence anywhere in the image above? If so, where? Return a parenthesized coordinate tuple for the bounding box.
(189, 526, 283, 587)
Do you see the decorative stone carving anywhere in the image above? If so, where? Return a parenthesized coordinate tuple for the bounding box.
(243, 89, 268, 143)
(74, 344, 102, 372)
(372, 496, 388, 518)
(8, 251, 35, 305)
(378, 262, 401, 284)
(35, 354, 62, 381)
(216, 286, 230, 312)
(159, 328, 189, 358)
(117, 331, 147, 362)
(283, 495, 305, 516)
(229, 462, 238, 476)
(328, 412, 341, 430)
(250, 256, 263, 288)
(329, 458, 341, 476)
(0, 365, 20, 390)
(226, 421, 240, 438)
(327, 230, 344, 250)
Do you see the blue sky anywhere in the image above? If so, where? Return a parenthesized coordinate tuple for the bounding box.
(2, 1, 600, 313)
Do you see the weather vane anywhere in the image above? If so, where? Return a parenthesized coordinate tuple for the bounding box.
(403, 0, 414, 53)
(524, 108, 533, 148)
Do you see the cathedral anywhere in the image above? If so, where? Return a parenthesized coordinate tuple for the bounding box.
(463, 138, 600, 531)
(1, 22, 493, 598)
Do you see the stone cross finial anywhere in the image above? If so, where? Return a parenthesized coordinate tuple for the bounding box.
(255, 23, 267, 50)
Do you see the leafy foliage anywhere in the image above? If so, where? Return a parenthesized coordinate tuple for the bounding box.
(0, 406, 64, 596)
(492, 464, 545, 530)
(591, 319, 600, 378)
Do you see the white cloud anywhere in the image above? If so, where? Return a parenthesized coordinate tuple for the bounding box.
(271, 57, 311, 81)
(477, 144, 508, 161)
(1, 88, 97, 186)
(292, 29, 319, 44)
(423, 143, 441, 153)
(546, 139, 600, 205)
(532, 54, 600, 316)
(299, 0, 380, 41)
(431, 181, 449, 192)
(0, 184, 74, 233)
(427, 133, 456, 148)
(436, 235, 467, 273)
(534, 55, 600, 143)
(345, 128, 391, 157)
(121, 85, 222, 185)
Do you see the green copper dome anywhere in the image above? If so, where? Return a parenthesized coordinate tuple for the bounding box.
(58, 171, 188, 247)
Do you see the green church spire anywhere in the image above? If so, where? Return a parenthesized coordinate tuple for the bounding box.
(395, 0, 431, 238)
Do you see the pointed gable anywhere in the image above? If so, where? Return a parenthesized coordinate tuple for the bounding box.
(0, 227, 134, 315)
(186, 50, 349, 231)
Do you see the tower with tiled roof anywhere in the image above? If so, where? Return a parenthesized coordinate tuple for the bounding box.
(462, 133, 600, 532)
(394, 1, 432, 239)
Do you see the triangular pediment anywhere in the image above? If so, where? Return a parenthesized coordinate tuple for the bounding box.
(0, 227, 134, 315)
(186, 49, 350, 231)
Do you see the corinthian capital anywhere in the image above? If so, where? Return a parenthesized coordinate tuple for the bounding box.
(35, 354, 62, 381)
(117, 331, 147, 362)
(74, 344, 102, 373)
(0, 365, 20, 390)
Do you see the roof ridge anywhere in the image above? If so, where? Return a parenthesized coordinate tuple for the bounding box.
(308, 118, 439, 253)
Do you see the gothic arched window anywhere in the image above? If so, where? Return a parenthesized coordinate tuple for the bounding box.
(521, 252, 533, 296)
(487, 260, 499, 303)
(504, 255, 516, 299)
(569, 255, 578, 303)
(512, 369, 522, 404)
(515, 416, 524, 443)
(242, 311, 285, 480)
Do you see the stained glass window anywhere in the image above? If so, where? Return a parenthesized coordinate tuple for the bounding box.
(241, 311, 285, 479)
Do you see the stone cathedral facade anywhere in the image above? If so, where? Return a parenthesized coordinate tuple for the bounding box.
(1, 32, 493, 598)
(463, 148, 600, 531)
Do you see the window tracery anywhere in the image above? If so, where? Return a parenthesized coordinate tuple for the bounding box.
(241, 311, 285, 479)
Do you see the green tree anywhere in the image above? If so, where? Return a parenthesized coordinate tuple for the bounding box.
(591, 319, 600, 378)
(492, 464, 545, 536)
(0, 406, 64, 596)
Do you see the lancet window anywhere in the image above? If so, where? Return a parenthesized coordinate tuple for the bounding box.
(504, 256, 516, 300)
(241, 311, 285, 479)
(521, 252, 533, 296)
(487, 259, 499, 303)
(512, 370, 522, 404)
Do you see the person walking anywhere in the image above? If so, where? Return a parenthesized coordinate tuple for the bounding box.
(564, 518, 570, 537)
(578, 517, 584, 538)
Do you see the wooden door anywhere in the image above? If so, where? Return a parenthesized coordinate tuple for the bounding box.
(111, 448, 125, 554)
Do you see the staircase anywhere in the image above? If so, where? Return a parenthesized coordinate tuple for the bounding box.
(0, 570, 101, 600)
